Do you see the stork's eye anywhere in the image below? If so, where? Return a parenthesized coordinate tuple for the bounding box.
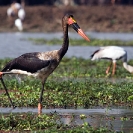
(69, 15, 73, 18)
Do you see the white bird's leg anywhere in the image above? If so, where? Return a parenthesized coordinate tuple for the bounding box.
(38, 79, 46, 114)
(106, 61, 112, 74)
(112, 62, 116, 75)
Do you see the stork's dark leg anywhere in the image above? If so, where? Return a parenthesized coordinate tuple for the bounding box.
(38, 80, 46, 114)
(106, 61, 112, 74)
(0, 78, 15, 108)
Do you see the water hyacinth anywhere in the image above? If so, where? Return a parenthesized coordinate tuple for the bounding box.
(0, 57, 133, 132)
(0, 57, 133, 108)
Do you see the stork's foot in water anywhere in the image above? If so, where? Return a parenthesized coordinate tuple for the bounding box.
(12, 105, 17, 109)
(38, 103, 42, 114)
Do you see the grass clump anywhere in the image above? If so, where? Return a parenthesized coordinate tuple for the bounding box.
(0, 113, 113, 132)
(28, 37, 133, 46)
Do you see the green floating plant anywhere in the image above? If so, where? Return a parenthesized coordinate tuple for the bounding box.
(27, 37, 133, 46)
(0, 57, 133, 108)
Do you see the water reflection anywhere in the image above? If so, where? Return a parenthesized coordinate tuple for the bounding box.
(0, 32, 133, 60)
(0, 107, 133, 132)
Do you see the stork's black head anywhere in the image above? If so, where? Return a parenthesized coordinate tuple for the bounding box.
(62, 14, 90, 42)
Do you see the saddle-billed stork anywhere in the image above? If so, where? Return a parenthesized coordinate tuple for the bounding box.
(91, 46, 133, 75)
(0, 14, 90, 114)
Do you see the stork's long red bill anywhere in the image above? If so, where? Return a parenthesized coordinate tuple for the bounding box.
(78, 29, 90, 42)
(68, 16, 90, 42)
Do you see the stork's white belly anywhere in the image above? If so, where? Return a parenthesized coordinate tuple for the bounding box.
(10, 69, 38, 77)
(10, 66, 50, 78)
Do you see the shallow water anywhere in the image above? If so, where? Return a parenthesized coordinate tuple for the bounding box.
(87, 31, 133, 41)
(0, 107, 133, 132)
(0, 32, 133, 60)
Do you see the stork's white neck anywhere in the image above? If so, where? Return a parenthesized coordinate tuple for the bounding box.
(123, 62, 133, 73)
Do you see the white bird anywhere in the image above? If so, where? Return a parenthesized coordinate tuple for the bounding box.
(15, 18, 23, 31)
(15, 7, 25, 31)
(0, 14, 90, 114)
(7, 7, 14, 17)
(15, 8, 25, 31)
(18, 8, 25, 21)
(7, 2, 25, 31)
(11, 2, 22, 13)
(7, 2, 22, 17)
(91, 46, 133, 75)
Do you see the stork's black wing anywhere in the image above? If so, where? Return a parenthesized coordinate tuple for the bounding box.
(2, 52, 50, 73)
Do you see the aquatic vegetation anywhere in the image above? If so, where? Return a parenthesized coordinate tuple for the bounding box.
(0, 57, 133, 132)
(0, 57, 133, 108)
(0, 113, 113, 132)
(28, 37, 133, 46)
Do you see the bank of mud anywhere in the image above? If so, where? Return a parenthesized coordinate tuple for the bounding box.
(0, 5, 133, 32)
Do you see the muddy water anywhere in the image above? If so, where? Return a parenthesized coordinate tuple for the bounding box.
(0, 107, 133, 132)
(0, 32, 133, 60)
